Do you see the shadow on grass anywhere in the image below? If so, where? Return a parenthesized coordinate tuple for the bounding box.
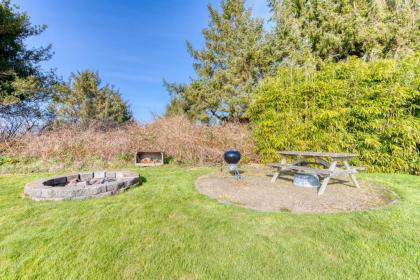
(139, 175, 147, 184)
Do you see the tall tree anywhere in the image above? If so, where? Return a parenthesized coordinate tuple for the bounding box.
(165, 0, 272, 123)
(0, 0, 55, 138)
(49, 71, 132, 125)
(268, 0, 420, 66)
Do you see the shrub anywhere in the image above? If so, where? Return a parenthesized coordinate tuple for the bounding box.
(0, 116, 256, 170)
(249, 54, 420, 174)
(0, 156, 18, 166)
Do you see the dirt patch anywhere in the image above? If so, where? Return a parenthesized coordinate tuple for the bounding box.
(195, 173, 397, 213)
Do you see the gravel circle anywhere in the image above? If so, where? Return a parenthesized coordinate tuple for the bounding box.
(195, 173, 397, 213)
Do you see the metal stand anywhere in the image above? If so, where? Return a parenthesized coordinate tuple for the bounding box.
(228, 164, 241, 179)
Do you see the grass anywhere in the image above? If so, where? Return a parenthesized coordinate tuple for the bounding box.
(0, 166, 419, 279)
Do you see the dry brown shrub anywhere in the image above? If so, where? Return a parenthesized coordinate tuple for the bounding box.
(1, 116, 256, 165)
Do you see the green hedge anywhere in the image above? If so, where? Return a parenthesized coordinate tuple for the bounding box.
(249, 54, 420, 174)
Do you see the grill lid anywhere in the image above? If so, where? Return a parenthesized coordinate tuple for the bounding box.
(224, 150, 241, 164)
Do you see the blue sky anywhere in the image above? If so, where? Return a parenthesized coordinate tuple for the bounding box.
(15, 0, 270, 122)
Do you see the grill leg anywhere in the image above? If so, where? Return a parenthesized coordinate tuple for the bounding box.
(228, 164, 241, 179)
(234, 169, 241, 179)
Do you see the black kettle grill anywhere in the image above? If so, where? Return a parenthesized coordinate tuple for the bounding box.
(223, 150, 241, 179)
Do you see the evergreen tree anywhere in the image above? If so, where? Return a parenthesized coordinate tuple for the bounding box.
(49, 71, 132, 125)
(0, 0, 55, 137)
(165, 0, 272, 123)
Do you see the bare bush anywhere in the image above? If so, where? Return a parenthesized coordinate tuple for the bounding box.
(0, 116, 256, 165)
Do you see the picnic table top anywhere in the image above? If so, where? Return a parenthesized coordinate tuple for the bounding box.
(278, 151, 357, 159)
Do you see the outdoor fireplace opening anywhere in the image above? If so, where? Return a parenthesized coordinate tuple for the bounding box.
(135, 152, 164, 167)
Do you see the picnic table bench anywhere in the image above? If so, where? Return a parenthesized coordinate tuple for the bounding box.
(269, 151, 366, 195)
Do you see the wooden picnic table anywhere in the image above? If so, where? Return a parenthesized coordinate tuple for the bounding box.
(269, 151, 365, 195)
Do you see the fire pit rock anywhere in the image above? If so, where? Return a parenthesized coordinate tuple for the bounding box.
(24, 171, 140, 201)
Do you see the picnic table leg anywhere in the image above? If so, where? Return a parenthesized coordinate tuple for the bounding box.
(271, 158, 286, 183)
(318, 160, 337, 195)
(343, 160, 360, 188)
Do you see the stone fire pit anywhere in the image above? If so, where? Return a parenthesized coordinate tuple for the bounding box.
(24, 171, 140, 201)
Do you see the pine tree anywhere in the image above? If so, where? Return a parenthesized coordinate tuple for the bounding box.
(0, 0, 55, 137)
(165, 0, 272, 123)
(49, 71, 132, 125)
(169, 0, 419, 122)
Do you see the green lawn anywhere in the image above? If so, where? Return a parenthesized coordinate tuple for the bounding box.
(0, 166, 419, 279)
